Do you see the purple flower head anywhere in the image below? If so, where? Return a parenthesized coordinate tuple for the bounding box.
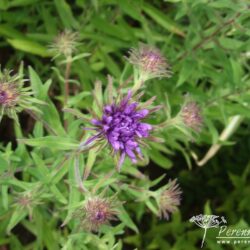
(84, 90, 157, 171)
(127, 43, 172, 81)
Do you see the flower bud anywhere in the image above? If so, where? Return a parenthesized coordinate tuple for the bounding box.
(0, 82, 18, 107)
(158, 179, 182, 220)
(0, 69, 43, 123)
(49, 30, 79, 59)
(127, 43, 171, 81)
(181, 101, 203, 132)
(80, 196, 118, 232)
(14, 189, 43, 220)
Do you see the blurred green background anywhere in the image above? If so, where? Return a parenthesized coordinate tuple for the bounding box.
(0, 0, 250, 249)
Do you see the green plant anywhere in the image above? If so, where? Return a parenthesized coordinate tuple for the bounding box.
(0, 1, 249, 250)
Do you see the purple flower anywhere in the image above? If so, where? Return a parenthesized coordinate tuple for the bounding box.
(84, 90, 156, 170)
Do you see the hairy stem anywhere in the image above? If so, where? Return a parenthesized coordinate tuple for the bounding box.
(74, 155, 87, 193)
(64, 59, 72, 130)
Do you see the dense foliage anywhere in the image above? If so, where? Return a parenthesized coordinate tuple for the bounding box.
(0, 1, 250, 250)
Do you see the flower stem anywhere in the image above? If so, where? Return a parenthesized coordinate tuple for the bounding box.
(63, 59, 72, 130)
(131, 69, 145, 94)
(74, 155, 88, 193)
(196, 115, 243, 166)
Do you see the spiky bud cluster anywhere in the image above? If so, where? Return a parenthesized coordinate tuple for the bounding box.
(49, 30, 79, 59)
(0, 69, 42, 123)
(80, 196, 118, 232)
(13, 189, 43, 220)
(158, 179, 182, 220)
(181, 101, 203, 131)
(127, 43, 171, 81)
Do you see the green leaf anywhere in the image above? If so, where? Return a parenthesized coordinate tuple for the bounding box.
(143, 3, 185, 37)
(29, 67, 66, 136)
(118, 206, 138, 233)
(7, 0, 40, 8)
(0, 24, 24, 39)
(60, 53, 91, 64)
(7, 209, 27, 234)
(50, 185, 67, 204)
(29, 67, 52, 100)
(18, 136, 79, 151)
(7, 39, 51, 57)
(177, 59, 197, 87)
(98, 49, 121, 78)
(146, 200, 159, 216)
(84, 149, 97, 180)
(149, 148, 173, 169)
(0, 156, 8, 171)
(1, 185, 8, 210)
(54, 0, 79, 29)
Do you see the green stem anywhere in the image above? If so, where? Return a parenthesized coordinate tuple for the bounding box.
(63, 59, 72, 130)
(196, 115, 243, 166)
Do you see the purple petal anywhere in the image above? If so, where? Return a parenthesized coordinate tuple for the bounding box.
(126, 140, 138, 148)
(125, 147, 136, 160)
(91, 119, 102, 126)
(104, 105, 112, 114)
(135, 147, 142, 155)
(135, 130, 142, 138)
(139, 123, 152, 131)
(83, 127, 98, 131)
(103, 115, 112, 124)
(124, 103, 137, 114)
(111, 140, 120, 151)
(134, 109, 149, 118)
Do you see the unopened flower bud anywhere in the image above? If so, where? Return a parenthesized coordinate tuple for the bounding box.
(14, 189, 43, 220)
(80, 196, 118, 232)
(181, 101, 203, 132)
(49, 30, 79, 59)
(0, 82, 18, 107)
(158, 179, 182, 220)
(127, 43, 171, 81)
(0, 69, 43, 123)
